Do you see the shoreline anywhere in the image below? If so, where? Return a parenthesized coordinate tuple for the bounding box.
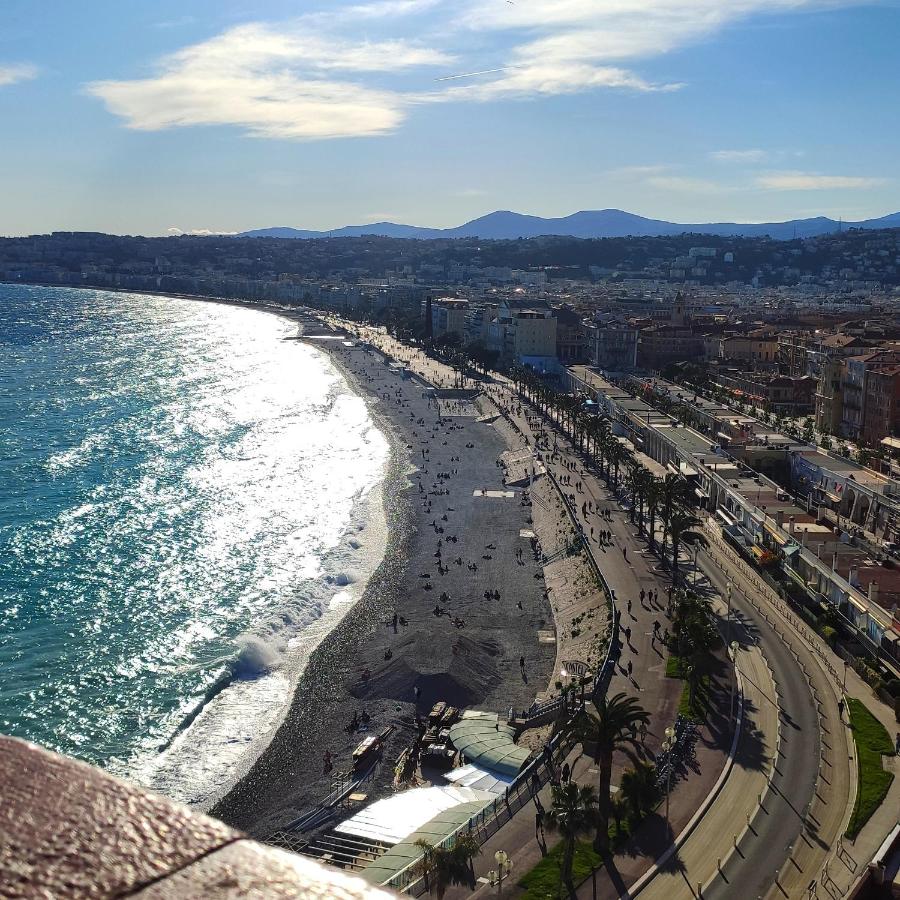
(4, 282, 558, 837)
(210, 310, 556, 836)
(132, 302, 400, 813)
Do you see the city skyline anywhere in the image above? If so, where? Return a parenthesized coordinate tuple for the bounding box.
(1, 0, 899, 236)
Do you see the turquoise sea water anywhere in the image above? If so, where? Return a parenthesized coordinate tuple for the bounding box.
(0, 285, 388, 803)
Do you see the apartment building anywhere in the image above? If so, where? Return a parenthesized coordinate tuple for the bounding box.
(841, 349, 900, 442)
(862, 365, 900, 447)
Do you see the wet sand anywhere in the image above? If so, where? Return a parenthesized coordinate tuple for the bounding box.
(210, 314, 555, 837)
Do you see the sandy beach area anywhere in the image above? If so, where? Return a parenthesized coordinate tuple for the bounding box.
(210, 311, 556, 837)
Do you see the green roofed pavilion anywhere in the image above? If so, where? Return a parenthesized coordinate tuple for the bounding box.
(360, 799, 491, 886)
(447, 711, 532, 779)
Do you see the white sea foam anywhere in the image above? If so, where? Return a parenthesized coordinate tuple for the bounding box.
(123, 335, 389, 810)
(1, 286, 390, 810)
(233, 635, 281, 676)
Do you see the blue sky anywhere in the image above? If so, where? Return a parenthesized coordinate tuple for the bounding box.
(1, 0, 898, 236)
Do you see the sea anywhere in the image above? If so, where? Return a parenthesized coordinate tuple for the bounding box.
(0, 284, 389, 806)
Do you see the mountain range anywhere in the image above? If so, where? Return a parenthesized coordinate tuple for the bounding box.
(240, 208, 900, 242)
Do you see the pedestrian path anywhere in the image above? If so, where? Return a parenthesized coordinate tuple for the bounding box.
(699, 526, 897, 900)
(635, 638, 777, 900)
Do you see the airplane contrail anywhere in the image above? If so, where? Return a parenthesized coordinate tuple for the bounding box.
(435, 66, 519, 82)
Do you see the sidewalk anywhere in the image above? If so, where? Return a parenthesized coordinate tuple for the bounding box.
(321, 329, 893, 898)
(448, 388, 735, 898)
(701, 526, 898, 899)
(634, 636, 777, 900)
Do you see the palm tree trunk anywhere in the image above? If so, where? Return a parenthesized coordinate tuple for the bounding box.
(594, 750, 613, 853)
(563, 837, 576, 899)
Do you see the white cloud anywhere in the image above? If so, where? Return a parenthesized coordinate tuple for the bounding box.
(647, 174, 725, 194)
(0, 63, 38, 88)
(710, 149, 768, 163)
(87, 1, 871, 141)
(456, 0, 856, 101)
(442, 63, 679, 100)
(87, 22, 453, 140)
(347, 0, 443, 19)
(608, 164, 672, 177)
(757, 171, 887, 190)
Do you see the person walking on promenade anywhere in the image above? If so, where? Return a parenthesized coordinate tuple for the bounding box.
(622, 546, 628, 562)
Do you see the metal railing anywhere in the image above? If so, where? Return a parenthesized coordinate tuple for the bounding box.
(383, 387, 624, 894)
(383, 718, 581, 894)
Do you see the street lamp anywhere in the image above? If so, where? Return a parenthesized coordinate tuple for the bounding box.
(725, 582, 733, 645)
(663, 726, 676, 836)
(488, 850, 513, 896)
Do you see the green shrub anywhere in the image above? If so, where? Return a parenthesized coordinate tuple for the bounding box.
(821, 626, 837, 647)
(845, 699, 896, 838)
(519, 840, 601, 900)
(665, 654, 683, 678)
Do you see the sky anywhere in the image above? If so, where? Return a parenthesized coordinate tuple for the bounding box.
(1, 0, 898, 236)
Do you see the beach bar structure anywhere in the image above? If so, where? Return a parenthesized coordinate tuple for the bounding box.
(446, 711, 532, 779)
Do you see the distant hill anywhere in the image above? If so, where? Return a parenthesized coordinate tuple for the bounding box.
(239, 209, 900, 241)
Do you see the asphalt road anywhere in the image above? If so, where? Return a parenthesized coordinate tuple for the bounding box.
(700, 551, 821, 900)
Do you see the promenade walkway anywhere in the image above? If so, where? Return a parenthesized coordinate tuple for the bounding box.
(318, 322, 896, 899)
(635, 632, 777, 900)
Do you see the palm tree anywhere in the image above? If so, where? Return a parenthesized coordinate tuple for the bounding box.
(593, 418, 612, 479)
(413, 833, 481, 899)
(612, 441, 634, 491)
(659, 474, 690, 555)
(544, 782, 597, 898)
(630, 467, 651, 531)
(576, 692, 650, 854)
(671, 589, 718, 710)
(618, 761, 660, 828)
(646, 476, 663, 550)
(668, 509, 703, 572)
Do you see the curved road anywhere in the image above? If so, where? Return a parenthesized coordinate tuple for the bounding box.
(701, 553, 821, 900)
